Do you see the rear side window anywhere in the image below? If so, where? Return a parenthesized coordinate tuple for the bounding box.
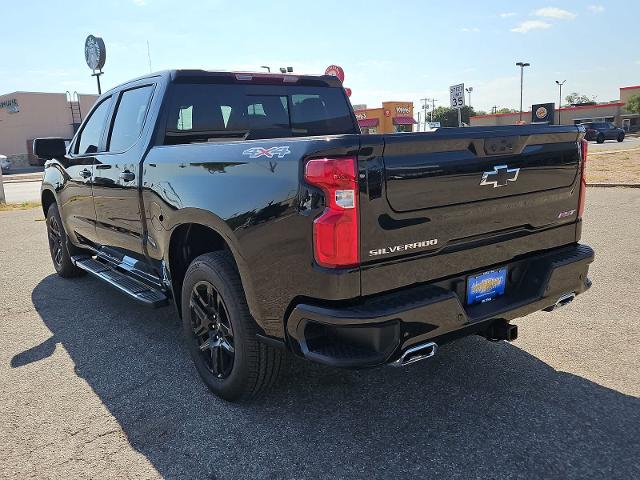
(164, 83, 356, 144)
(76, 97, 111, 154)
(109, 85, 154, 152)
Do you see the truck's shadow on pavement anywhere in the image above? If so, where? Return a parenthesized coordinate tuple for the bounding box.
(17, 274, 640, 479)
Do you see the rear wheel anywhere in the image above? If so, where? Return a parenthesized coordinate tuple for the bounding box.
(596, 133, 605, 144)
(46, 203, 85, 278)
(617, 132, 625, 142)
(181, 251, 283, 401)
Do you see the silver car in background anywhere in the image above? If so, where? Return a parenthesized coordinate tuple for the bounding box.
(0, 155, 11, 173)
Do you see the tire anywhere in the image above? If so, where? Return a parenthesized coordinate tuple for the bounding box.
(181, 251, 283, 401)
(46, 203, 86, 278)
(617, 133, 625, 142)
(596, 133, 605, 144)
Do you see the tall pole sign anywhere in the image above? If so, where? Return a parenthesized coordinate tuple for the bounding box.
(325, 65, 351, 98)
(450, 83, 465, 127)
(85, 35, 106, 95)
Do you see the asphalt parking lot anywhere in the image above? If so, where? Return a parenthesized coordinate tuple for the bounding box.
(1, 188, 639, 479)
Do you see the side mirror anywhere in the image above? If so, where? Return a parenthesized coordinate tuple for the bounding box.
(33, 137, 67, 160)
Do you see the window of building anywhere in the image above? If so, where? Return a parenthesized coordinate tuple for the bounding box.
(75, 97, 112, 154)
(108, 85, 154, 152)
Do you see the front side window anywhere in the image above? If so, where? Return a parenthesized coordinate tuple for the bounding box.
(108, 85, 154, 152)
(76, 98, 111, 154)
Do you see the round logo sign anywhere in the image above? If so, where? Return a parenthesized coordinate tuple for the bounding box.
(324, 65, 345, 83)
(85, 35, 106, 71)
(344, 87, 352, 97)
(535, 106, 548, 120)
(384, 110, 391, 117)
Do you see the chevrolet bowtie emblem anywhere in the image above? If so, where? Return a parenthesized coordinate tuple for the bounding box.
(480, 165, 520, 188)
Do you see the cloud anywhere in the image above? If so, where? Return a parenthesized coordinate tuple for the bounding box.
(534, 7, 576, 20)
(499, 12, 517, 18)
(511, 20, 552, 33)
(588, 5, 605, 13)
(460, 27, 480, 33)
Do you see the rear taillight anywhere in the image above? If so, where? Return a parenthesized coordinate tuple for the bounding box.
(578, 138, 588, 218)
(304, 157, 359, 268)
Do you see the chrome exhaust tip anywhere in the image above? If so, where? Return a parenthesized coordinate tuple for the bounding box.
(545, 292, 576, 312)
(391, 342, 438, 367)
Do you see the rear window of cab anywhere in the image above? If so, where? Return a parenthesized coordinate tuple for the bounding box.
(164, 83, 356, 144)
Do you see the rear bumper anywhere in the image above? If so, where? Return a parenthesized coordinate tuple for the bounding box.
(286, 243, 594, 368)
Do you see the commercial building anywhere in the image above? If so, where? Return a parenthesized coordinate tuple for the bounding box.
(0, 91, 98, 166)
(354, 101, 416, 134)
(470, 85, 640, 131)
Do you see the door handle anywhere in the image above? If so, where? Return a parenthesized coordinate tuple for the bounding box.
(119, 171, 136, 182)
(79, 168, 91, 179)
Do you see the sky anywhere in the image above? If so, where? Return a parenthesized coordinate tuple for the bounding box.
(1, 0, 639, 114)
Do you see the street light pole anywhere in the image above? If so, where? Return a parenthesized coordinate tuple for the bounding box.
(260, 66, 271, 72)
(515, 62, 530, 122)
(555, 80, 566, 124)
(465, 87, 473, 108)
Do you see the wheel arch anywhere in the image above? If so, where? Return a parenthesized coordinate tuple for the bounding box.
(166, 215, 262, 330)
(41, 188, 57, 216)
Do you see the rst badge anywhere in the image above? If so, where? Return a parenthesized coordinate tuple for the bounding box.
(242, 146, 291, 159)
(480, 165, 520, 188)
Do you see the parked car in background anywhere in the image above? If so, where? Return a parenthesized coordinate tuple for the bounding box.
(581, 122, 625, 143)
(0, 155, 11, 173)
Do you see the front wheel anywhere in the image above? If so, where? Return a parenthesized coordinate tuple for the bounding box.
(596, 133, 605, 144)
(617, 133, 625, 142)
(46, 203, 86, 278)
(181, 251, 284, 401)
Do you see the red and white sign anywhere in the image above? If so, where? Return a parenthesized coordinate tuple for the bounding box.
(325, 65, 345, 82)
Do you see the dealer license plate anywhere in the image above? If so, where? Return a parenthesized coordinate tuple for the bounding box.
(467, 268, 507, 305)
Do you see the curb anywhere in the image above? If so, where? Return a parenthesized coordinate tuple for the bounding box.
(587, 183, 640, 188)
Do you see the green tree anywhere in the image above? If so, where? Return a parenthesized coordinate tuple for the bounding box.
(496, 108, 517, 114)
(475, 110, 488, 116)
(565, 92, 596, 105)
(431, 106, 476, 127)
(625, 94, 640, 114)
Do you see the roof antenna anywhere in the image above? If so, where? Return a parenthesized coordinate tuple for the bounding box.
(147, 40, 152, 73)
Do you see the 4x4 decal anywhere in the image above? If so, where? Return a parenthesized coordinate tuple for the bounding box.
(242, 146, 291, 159)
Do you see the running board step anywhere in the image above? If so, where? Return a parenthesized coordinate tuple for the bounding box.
(72, 256, 169, 308)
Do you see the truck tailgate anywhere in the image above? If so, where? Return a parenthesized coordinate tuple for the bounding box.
(358, 125, 585, 296)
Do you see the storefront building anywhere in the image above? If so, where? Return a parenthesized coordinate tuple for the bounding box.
(470, 85, 640, 131)
(0, 91, 98, 166)
(354, 101, 416, 134)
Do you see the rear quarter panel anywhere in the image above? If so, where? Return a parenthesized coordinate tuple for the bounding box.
(142, 135, 361, 337)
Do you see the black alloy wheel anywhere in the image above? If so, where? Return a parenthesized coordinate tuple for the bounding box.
(181, 251, 284, 401)
(47, 214, 64, 269)
(189, 280, 235, 379)
(45, 203, 85, 278)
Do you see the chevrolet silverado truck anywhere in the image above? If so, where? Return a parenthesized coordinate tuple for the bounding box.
(35, 70, 594, 401)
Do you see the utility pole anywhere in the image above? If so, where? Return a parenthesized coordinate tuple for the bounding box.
(555, 80, 566, 124)
(420, 97, 429, 130)
(515, 62, 530, 122)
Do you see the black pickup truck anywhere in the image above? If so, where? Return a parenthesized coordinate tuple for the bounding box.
(35, 70, 594, 401)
